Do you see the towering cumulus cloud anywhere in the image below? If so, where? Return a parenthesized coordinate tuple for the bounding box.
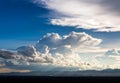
(35, 31, 102, 68)
(36, 31, 102, 55)
(0, 31, 102, 70)
(33, 0, 120, 32)
(1, 31, 120, 71)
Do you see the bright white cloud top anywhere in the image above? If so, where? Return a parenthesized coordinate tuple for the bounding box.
(33, 0, 120, 32)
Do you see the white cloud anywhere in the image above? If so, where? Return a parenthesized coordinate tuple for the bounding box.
(0, 31, 104, 70)
(2, 31, 120, 70)
(34, 0, 120, 32)
(95, 49, 120, 69)
(1, 31, 120, 70)
(104, 49, 120, 56)
(36, 31, 102, 52)
(34, 31, 102, 68)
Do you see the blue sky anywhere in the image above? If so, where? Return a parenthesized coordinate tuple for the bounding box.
(0, 0, 120, 49)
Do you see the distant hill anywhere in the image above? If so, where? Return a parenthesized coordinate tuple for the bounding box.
(1, 69, 120, 76)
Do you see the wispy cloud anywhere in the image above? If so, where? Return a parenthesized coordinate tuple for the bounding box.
(34, 0, 120, 32)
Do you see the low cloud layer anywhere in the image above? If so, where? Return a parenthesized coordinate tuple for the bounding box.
(0, 67, 31, 73)
(33, 0, 120, 32)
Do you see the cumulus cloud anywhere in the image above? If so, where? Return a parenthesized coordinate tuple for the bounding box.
(17, 46, 38, 57)
(104, 49, 120, 63)
(36, 31, 102, 52)
(0, 31, 103, 70)
(33, 0, 120, 32)
(1, 31, 120, 71)
(34, 31, 102, 68)
(95, 49, 120, 69)
(2, 31, 120, 70)
(105, 49, 120, 56)
(0, 50, 17, 59)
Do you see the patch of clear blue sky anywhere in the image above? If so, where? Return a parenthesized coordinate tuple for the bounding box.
(0, 0, 120, 49)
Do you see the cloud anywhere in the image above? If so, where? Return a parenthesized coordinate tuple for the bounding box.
(104, 49, 120, 56)
(33, 0, 120, 32)
(36, 31, 102, 52)
(0, 49, 30, 62)
(104, 49, 120, 63)
(100, 0, 120, 15)
(2, 31, 120, 70)
(95, 49, 120, 68)
(35, 31, 103, 67)
(0, 50, 16, 59)
(0, 31, 103, 70)
(0, 62, 30, 74)
(0, 50, 24, 59)
(17, 45, 38, 57)
(1, 31, 120, 71)
(33, 31, 102, 68)
(0, 67, 31, 73)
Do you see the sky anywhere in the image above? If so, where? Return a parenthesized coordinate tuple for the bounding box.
(0, 0, 120, 49)
(1, 0, 120, 74)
